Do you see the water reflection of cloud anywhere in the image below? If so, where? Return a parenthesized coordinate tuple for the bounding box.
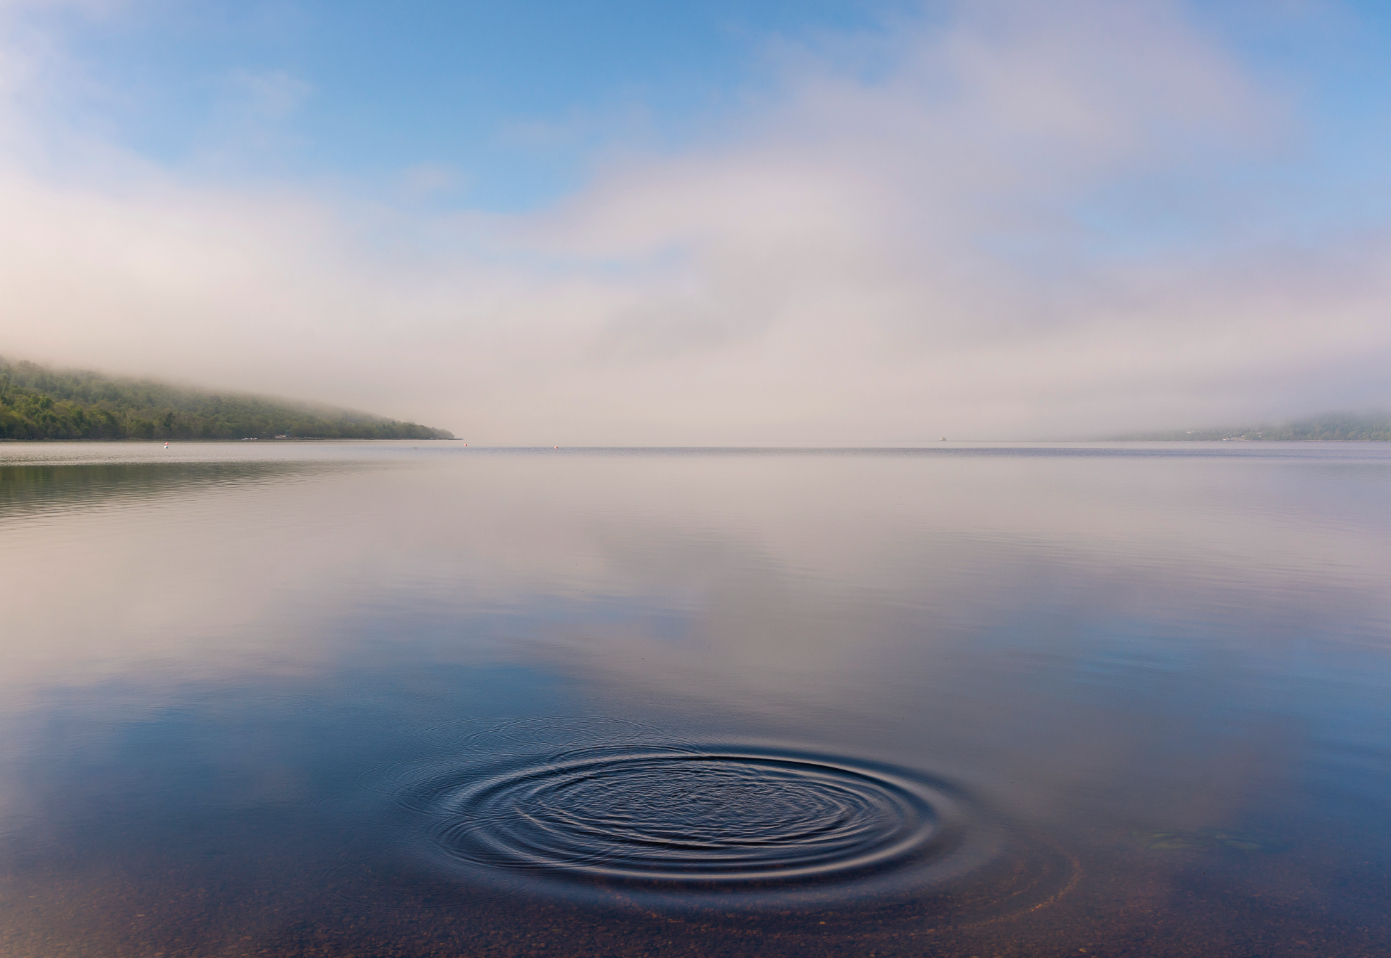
(5, 448, 1390, 705)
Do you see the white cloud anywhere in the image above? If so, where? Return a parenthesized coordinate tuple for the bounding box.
(0, 0, 1388, 441)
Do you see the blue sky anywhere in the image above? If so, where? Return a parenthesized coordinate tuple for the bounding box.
(29, 0, 1386, 215)
(33, 0, 926, 208)
(3, 0, 1391, 441)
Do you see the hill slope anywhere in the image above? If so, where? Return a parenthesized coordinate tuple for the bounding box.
(0, 358, 454, 441)
(1117, 412, 1391, 441)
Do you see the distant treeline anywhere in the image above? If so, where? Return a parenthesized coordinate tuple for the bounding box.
(0, 358, 454, 441)
(1119, 412, 1391, 441)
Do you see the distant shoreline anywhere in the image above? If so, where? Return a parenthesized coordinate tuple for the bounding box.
(1109, 413, 1391, 443)
(0, 436, 460, 442)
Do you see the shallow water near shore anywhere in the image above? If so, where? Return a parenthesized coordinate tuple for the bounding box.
(2, 441, 1390, 956)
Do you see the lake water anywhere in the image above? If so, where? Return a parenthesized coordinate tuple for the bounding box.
(2, 442, 1389, 957)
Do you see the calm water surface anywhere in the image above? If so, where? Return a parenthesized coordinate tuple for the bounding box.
(2, 442, 1389, 957)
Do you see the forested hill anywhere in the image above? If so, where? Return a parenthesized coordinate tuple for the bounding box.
(1117, 412, 1391, 441)
(0, 358, 454, 441)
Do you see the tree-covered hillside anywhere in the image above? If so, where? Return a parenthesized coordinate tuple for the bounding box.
(1119, 412, 1391, 441)
(0, 358, 454, 441)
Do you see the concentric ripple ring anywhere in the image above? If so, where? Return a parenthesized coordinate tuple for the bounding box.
(404, 746, 975, 888)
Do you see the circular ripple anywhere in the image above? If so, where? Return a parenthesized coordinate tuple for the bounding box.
(402, 745, 984, 894)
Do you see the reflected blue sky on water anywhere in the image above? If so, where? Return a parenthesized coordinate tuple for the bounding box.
(1, 443, 1389, 955)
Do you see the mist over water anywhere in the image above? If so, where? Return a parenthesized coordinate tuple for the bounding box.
(2, 442, 1390, 956)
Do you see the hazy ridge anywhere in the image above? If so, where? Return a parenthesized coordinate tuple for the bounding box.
(1115, 412, 1391, 441)
(0, 358, 454, 441)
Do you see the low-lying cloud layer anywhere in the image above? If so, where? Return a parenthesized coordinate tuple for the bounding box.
(2, 0, 1388, 441)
